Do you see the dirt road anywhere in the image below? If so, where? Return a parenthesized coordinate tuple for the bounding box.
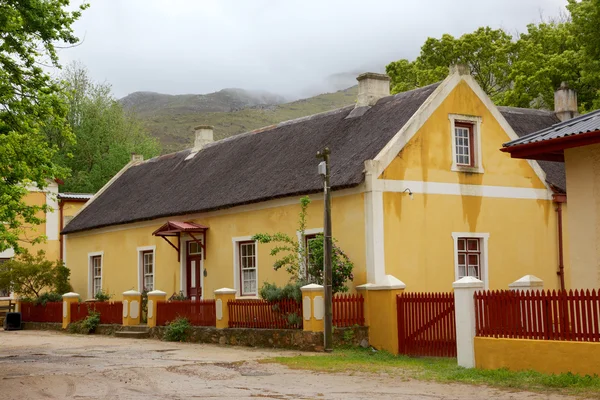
(0, 330, 576, 399)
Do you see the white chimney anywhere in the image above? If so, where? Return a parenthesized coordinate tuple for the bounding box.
(131, 153, 144, 162)
(356, 73, 390, 108)
(194, 125, 214, 150)
(554, 82, 578, 122)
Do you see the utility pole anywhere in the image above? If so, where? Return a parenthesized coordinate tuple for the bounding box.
(317, 147, 333, 352)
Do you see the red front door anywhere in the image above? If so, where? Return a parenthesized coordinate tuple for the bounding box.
(186, 241, 202, 300)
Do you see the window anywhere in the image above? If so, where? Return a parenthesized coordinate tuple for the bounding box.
(238, 241, 257, 296)
(452, 232, 489, 288)
(189, 241, 202, 255)
(91, 255, 102, 297)
(457, 238, 481, 280)
(449, 114, 483, 173)
(454, 123, 474, 167)
(142, 251, 154, 291)
(304, 234, 320, 280)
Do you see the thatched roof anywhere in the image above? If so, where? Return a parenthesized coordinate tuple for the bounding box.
(63, 85, 566, 235)
(63, 83, 440, 234)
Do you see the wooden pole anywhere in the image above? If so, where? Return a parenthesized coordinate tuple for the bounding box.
(317, 147, 333, 352)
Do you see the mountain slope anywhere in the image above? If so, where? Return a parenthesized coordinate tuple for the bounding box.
(124, 87, 358, 152)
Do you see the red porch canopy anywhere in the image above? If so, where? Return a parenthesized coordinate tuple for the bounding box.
(152, 221, 208, 261)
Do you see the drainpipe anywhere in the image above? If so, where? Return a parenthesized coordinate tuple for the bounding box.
(553, 193, 566, 291)
(59, 200, 64, 262)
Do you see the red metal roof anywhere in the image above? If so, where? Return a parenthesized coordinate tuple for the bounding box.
(152, 221, 208, 236)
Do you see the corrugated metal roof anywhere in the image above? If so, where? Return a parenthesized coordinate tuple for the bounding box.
(57, 193, 94, 200)
(504, 109, 600, 147)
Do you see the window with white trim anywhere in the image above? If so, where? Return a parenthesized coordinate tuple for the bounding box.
(239, 241, 257, 296)
(91, 255, 102, 297)
(141, 250, 154, 291)
(452, 232, 489, 288)
(304, 233, 320, 281)
(449, 114, 483, 173)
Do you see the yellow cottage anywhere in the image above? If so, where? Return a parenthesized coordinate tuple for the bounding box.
(0, 185, 91, 300)
(62, 66, 570, 300)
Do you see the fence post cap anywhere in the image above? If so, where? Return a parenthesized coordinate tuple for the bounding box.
(214, 288, 237, 295)
(368, 275, 406, 290)
(62, 292, 80, 299)
(147, 290, 167, 296)
(300, 283, 324, 292)
(452, 276, 484, 289)
(122, 290, 141, 296)
(355, 283, 374, 291)
(508, 275, 543, 288)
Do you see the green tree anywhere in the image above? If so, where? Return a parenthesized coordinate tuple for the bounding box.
(0, 249, 71, 298)
(49, 63, 160, 193)
(386, 9, 600, 111)
(0, 0, 87, 253)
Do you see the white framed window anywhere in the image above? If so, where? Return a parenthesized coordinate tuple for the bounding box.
(232, 237, 258, 297)
(137, 246, 156, 292)
(296, 228, 323, 281)
(452, 233, 489, 289)
(88, 251, 103, 298)
(449, 114, 483, 173)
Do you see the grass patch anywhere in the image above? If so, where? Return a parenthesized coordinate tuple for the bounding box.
(262, 347, 600, 396)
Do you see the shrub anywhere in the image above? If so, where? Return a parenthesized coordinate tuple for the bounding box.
(164, 317, 191, 342)
(94, 289, 112, 302)
(68, 310, 100, 334)
(307, 235, 354, 293)
(35, 292, 63, 306)
(259, 281, 304, 303)
(169, 291, 188, 301)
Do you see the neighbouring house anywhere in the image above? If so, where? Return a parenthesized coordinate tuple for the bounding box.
(503, 95, 600, 290)
(0, 186, 92, 300)
(62, 65, 570, 300)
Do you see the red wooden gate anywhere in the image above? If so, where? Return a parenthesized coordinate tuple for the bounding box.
(396, 292, 456, 357)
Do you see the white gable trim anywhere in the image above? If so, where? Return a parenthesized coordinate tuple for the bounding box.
(373, 70, 552, 193)
(373, 72, 462, 177)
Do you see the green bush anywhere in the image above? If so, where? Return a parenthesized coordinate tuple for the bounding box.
(259, 281, 304, 303)
(164, 317, 192, 342)
(94, 289, 112, 302)
(68, 310, 100, 334)
(35, 292, 63, 305)
(169, 291, 188, 301)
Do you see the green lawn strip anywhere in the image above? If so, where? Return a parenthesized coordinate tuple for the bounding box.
(260, 347, 600, 397)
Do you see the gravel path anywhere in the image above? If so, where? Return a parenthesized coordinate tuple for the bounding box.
(0, 330, 580, 399)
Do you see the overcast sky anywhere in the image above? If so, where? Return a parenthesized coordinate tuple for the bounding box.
(59, 0, 568, 100)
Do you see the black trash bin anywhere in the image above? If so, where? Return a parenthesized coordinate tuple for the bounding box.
(3, 312, 22, 331)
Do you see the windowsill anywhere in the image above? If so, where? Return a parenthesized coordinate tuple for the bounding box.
(238, 294, 259, 299)
(451, 165, 484, 174)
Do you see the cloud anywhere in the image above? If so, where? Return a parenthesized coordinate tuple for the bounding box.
(60, 0, 568, 99)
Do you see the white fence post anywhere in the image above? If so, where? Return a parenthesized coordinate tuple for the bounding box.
(453, 276, 484, 368)
(508, 275, 544, 292)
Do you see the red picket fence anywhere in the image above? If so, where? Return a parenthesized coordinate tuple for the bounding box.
(396, 292, 456, 357)
(475, 289, 600, 342)
(20, 302, 62, 323)
(228, 299, 302, 329)
(156, 300, 216, 326)
(70, 301, 123, 325)
(333, 294, 365, 327)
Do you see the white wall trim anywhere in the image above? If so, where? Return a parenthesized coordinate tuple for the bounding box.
(451, 232, 490, 290)
(449, 113, 484, 174)
(66, 185, 365, 239)
(136, 245, 156, 292)
(87, 251, 104, 299)
(364, 161, 386, 284)
(45, 182, 60, 241)
(232, 236, 258, 297)
(379, 179, 552, 200)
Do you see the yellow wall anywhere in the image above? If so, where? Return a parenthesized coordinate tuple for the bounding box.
(564, 144, 600, 289)
(380, 81, 562, 291)
(65, 193, 365, 300)
(63, 200, 87, 220)
(475, 337, 600, 376)
(16, 192, 60, 262)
